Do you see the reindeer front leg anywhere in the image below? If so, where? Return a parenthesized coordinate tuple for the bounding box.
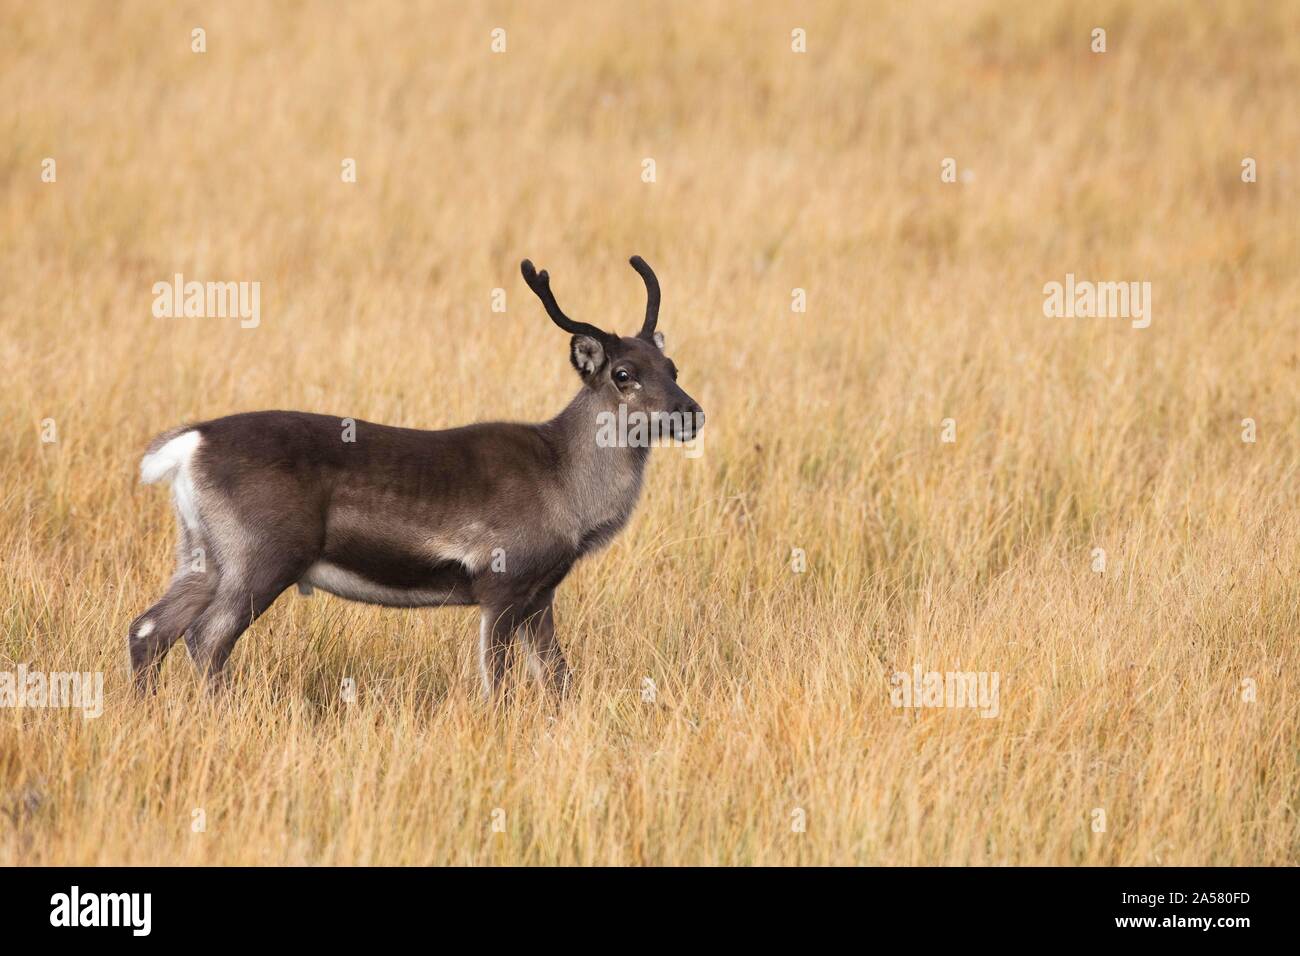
(478, 589, 571, 701)
(477, 603, 518, 702)
(516, 590, 570, 698)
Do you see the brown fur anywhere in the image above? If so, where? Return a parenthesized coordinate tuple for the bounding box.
(128, 258, 703, 700)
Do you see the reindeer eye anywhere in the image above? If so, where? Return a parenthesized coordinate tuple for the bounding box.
(614, 368, 632, 384)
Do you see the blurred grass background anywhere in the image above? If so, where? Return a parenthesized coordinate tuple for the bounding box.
(0, 0, 1296, 864)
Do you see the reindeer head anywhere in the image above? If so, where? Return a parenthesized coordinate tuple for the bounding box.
(521, 256, 704, 441)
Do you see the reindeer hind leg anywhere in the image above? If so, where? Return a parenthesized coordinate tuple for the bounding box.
(129, 526, 217, 695)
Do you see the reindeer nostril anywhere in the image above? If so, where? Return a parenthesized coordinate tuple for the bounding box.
(679, 403, 704, 431)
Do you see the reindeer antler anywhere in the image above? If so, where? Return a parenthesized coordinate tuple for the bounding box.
(628, 256, 660, 340)
(520, 260, 613, 341)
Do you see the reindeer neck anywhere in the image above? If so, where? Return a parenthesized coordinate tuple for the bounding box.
(543, 386, 649, 531)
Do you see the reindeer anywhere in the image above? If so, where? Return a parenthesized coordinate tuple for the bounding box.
(128, 256, 703, 699)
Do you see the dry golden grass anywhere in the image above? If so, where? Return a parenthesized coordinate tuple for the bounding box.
(1, 0, 1297, 865)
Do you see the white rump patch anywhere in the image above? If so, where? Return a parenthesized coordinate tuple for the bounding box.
(140, 430, 203, 531)
(140, 430, 200, 483)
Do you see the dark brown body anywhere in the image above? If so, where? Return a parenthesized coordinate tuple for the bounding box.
(196, 407, 641, 607)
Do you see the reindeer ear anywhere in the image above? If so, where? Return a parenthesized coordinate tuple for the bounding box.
(652, 330, 665, 351)
(570, 334, 606, 376)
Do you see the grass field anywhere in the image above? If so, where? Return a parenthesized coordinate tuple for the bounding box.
(1, 0, 1297, 865)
